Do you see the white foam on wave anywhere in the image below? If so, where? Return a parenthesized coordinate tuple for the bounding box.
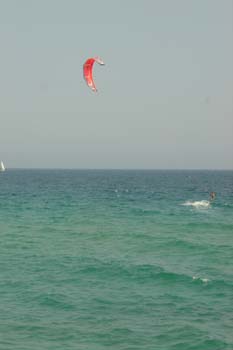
(192, 276, 210, 283)
(182, 200, 210, 208)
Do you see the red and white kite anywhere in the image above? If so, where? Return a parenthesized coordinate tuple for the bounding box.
(83, 56, 105, 92)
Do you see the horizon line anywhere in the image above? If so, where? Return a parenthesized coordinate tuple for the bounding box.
(3, 167, 233, 171)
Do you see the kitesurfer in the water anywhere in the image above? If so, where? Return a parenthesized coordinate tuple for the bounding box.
(210, 192, 216, 201)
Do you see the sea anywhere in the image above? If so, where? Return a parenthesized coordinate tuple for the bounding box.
(0, 169, 232, 350)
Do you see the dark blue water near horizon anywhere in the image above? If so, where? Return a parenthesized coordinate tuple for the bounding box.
(0, 169, 232, 349)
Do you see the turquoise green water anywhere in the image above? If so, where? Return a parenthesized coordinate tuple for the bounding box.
(0, 170, 232, 349)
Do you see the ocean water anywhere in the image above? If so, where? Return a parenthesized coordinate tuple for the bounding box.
(0, 169, 232, 350)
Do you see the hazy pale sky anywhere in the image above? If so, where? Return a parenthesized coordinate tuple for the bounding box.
(0, 0, 232, 169)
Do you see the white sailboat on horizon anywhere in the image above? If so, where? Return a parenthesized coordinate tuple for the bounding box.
(0, 161, 5, 172)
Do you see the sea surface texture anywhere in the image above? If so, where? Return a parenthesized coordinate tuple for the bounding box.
(0, 170, 232, 350)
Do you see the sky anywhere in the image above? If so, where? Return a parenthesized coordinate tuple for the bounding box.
(0, 0, 232, 169)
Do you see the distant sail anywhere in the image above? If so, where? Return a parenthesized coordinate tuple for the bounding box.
(0, 161, 5, 171)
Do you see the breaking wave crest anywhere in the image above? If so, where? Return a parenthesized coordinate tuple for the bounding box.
(182, 200, 210, 208)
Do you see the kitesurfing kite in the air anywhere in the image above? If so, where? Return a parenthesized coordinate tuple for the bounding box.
(83, 57, 105, 92)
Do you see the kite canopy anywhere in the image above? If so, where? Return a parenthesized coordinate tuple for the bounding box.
(83, 56, 105, 92)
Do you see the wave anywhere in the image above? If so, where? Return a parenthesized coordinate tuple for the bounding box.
(182, 200, 210, 208)
(192, 276, 210, 283)
(72, 258, 233, 290)
(75, 259, 211, 286)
